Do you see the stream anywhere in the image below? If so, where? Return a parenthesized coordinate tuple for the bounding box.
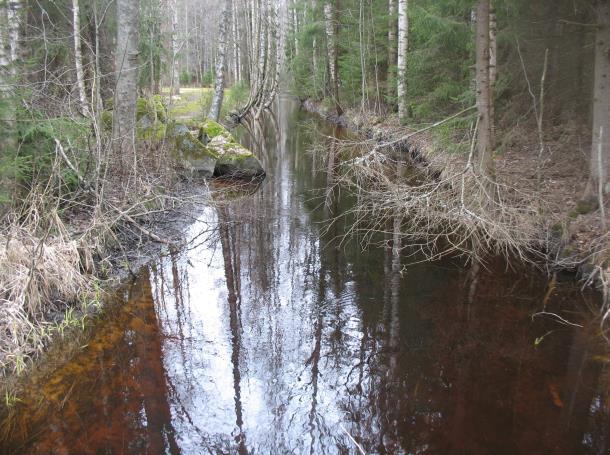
(2, 97, 609, 454)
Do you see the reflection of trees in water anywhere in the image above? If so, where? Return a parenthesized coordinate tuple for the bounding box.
(218, 205, 248, 454)
(130, 271, 180, 454)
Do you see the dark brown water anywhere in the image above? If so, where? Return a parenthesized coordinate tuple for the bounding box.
(2, 97, 609, 454)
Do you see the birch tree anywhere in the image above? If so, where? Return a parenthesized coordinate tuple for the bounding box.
(396, 0, 408, 122)
(324, 1, 342, 115)
(170, 0, 180, 96)
(208, 0, 229, 121)
(387, 0, 396, 99)
(586, 0, 610, 200)
(0, 0, 17, 197)
(72, 0, 88, 117)
(113, 0, 140, 162)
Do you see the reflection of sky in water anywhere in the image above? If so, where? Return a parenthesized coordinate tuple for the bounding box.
(151, 162, 364, 451)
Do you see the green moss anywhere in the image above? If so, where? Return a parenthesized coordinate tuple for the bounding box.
(200, 119, 225, 138)
(101, 111, 113, 132)
(173, 127, 218, 160)
(576, 198, 598, 215)
(136, 96, 168, 123)
(137, 119, 166, 142)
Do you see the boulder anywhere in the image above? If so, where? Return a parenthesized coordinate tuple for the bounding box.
(168, 122, 218, 178)
(209, 134, 265, 179)
(168, 120, 265, 180)
(137, 114, 166, 142)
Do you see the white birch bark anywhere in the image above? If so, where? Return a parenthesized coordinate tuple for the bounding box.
(170, 0, 180, 96)
(397, 0, 408, 122)
(208, 0, 230, 121)
(232, 0, 240, 82)
(114, 0, 140, 161)
(489, 8, 497, 148)
(72, 0, 88, 117)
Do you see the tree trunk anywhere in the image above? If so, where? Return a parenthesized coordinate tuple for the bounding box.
(387, 0, 396, 100)
(113, 0, 140, 165)
(72, 0, 88, 117)
(397, 0, 408, 122)
(232, 0, 240, 82)
(208, 0, 230, 121)
(474, 0, 493, 177)
(489, 7, 497, 150)
(0, 0, 19, 201)
(586, 0, 610, 198)
(324, 1, 342, 116)
(170, 0, 180, 96)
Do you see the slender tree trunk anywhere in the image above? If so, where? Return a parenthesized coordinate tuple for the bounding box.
(324, 1, 342, 115)
(397, 0, 408, 122)
(474, 0, 493, 177)
(170, 0, 180, 96)
(489, 7, 497, 150)
(293, 0, 299, 58)
(113, 0, 140, 165)
(72, 0, 88, 117)
(586, 0, 610, 199)
(6, 0, 20, 77)
(0, 0, 19, 200)
(387, 0, 396, 101)
(232, 0, 240, 82)
(208, 0, 230, 121)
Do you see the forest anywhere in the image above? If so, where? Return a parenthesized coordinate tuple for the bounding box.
(0, 0, 609, 453)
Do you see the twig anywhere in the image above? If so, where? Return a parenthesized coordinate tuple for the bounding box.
(340, 425, 366, 455)
(531, 311, 583, 328)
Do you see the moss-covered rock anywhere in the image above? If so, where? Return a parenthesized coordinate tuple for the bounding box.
(137, 115, 167, 142)
(208, 134, 265, 179)
(167, 120, 264, 179)
(168, 122, 218, 177)
(185, 119, 233, 145)
(136, 96, 168, 123)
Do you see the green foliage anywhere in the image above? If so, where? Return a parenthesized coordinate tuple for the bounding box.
(289, 0, 474, 120)
(222, 81, 249, 117)
(16, 113, 90, 191)
(139, 0, 167, 93)
(201, 69, 214, 87)
(180, 70, 193, 85)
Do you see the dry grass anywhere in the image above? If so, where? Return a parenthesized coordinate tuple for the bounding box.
(0, 221, 93, 376)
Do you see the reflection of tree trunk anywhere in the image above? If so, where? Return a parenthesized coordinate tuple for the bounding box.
(306, 262, 326, 454)
(170, 249, 191, 378)
(131, 270, 180, 454)
(389, 161, 402, 371)
(560, 327, 599, 453)
(218, 207, 248, 454)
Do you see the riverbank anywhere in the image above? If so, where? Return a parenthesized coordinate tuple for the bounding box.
(301, 99, 610, 289)
(0, 87, 256, 388)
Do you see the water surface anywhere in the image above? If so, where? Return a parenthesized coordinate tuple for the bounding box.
(2, 97, 609, 454)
